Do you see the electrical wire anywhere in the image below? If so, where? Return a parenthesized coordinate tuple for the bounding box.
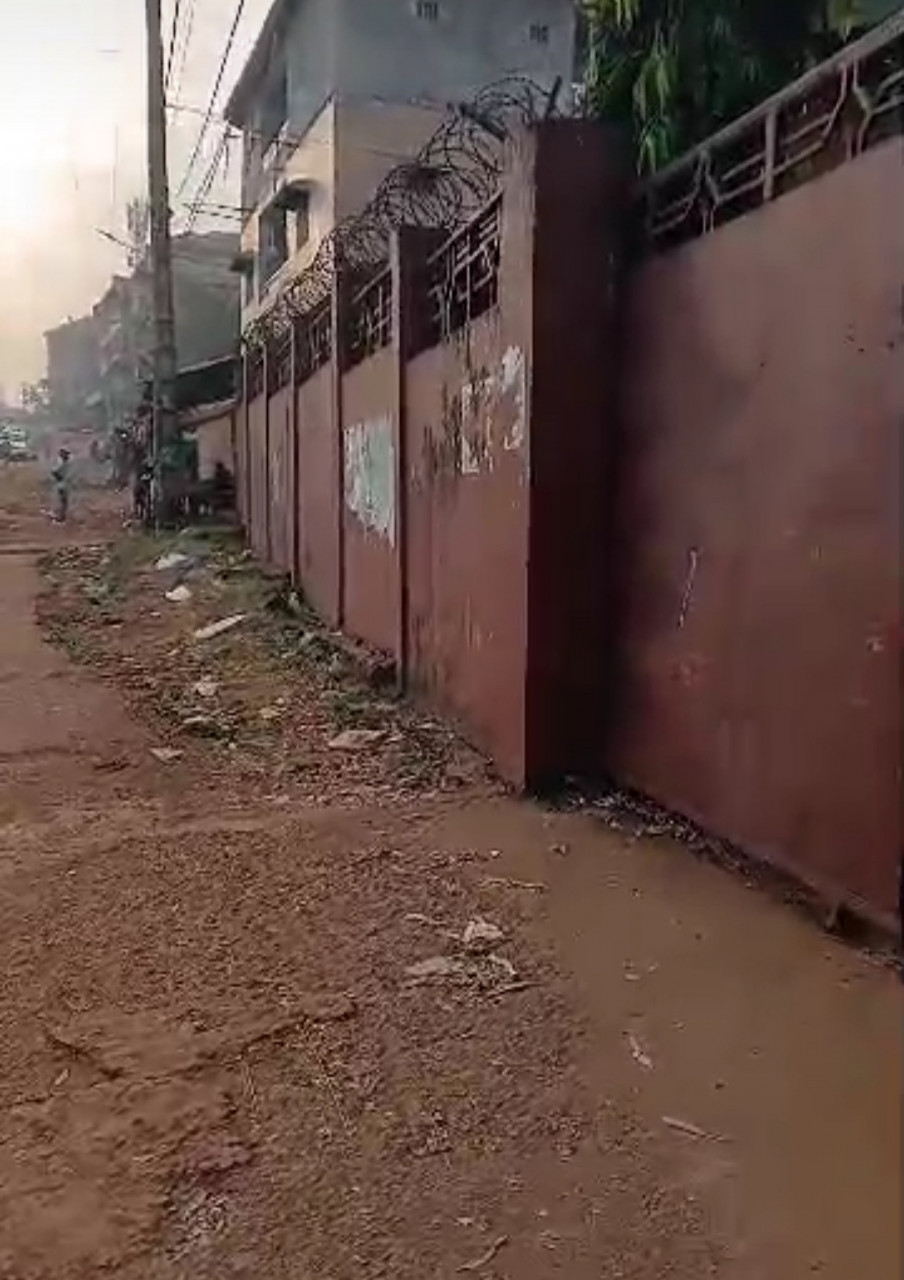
(169, 0, 197, 107)
(165, 0, 183, 93)
(183, 124, 233, 233)
(174, 0, 248, 204)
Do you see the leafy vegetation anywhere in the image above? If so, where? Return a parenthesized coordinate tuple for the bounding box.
(580, 0, 873, 170)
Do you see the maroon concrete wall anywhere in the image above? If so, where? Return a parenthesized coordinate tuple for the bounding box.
(296, 366, 340, 625)
(246, 392, 268, 563)
(607, 139, 903, 921)
(340, 348, 399, 656)
(267, 384, 294, 575)
(236, 119, 900, 923)
(405, 314, 530, 781)
(234, 400, 249, 528)
(403, 147, 541, 783)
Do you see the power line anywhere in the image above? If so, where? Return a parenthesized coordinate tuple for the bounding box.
(174, 0, 248, 203)
(169, 0, 197, 105)
(165, 0, 183, 93)
(183, 125, 232, 233)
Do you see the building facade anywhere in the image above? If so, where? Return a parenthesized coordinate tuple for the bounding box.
(92, 274, 151, 435)
(225, 0, 577, 326)
(58, 233, 242, 436)
(43, 315, 102, 425)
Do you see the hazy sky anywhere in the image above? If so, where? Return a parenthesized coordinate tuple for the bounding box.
(0, 0, 272, 396)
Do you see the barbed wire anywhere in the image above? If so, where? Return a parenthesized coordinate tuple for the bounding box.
(243, 75, 564, 350)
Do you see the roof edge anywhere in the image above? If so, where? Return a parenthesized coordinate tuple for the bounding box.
(225, 0, 299, 125)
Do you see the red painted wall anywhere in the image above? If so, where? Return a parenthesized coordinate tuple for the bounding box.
(246, 393, 268, 563)
(340, 348, 399, 656)
(405, 314, 530, 782)
(267, 384, 294, 575)
(608, 139, 903, 919)
(296, 366, 340, 625)
(234, 404, 249, 528)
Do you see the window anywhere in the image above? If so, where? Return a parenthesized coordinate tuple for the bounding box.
(530, 22, 550, 44)
(242, 266, 255, 309)
(260, 65, 288, 150)
(415, 0, 439, 20)
(259, 204, 288, 291)
(295, 193, 311, 252)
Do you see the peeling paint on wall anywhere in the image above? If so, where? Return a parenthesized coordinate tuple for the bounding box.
(431, 345, 527, 481)
(344, 416, 396, 544)
(499, 345, 526, 452)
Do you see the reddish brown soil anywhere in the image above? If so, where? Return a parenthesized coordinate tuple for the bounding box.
(1, 468, 899, 1280)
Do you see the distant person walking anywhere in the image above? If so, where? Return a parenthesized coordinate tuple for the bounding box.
(50, 447, 72, 523)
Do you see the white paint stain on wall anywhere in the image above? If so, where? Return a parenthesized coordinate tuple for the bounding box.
(499, 344, 526, 452)
(344, 416, 396, 544)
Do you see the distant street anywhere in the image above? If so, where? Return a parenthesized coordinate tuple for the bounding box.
(0, 465, 900, 1280)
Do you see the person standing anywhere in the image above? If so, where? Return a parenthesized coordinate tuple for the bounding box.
(50, 447, 72, 523)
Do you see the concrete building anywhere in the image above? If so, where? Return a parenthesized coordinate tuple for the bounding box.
(171, 232, 242, 369)
(44, 315, 102, 426)
(225, 0, 577, 326)
(92, 274, 151, 435)
(87, 233, 240, 433)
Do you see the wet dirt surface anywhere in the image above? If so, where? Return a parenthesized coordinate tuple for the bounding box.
(0, 467, 900, 1279)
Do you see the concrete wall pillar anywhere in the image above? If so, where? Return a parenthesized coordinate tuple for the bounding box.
(525, 122, 629, 784)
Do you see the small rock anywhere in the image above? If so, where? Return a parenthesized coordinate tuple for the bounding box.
(462, 918, 505, 953)
(487, 953, 517, 979)
(191, 677, 219, 699)
(258, 706, 281, 722)
(626, 1030, 654, 1070)
(328, 728, 387, 751)
(181, 715, 225, 738)
(661, 1115, 712, 1140)
(155, 551, 192, 572)
(193, 614, 247, 642)
(165, 584, 192, 603)
(150, 747, 183, 763)
(404, 956, 468, 982)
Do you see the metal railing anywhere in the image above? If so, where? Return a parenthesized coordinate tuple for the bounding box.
(267, 328, 292, 394)
(246, 348, 265, 401)
(344, 267, 393, 370)
(294, 300, 333, 387)
(641, 12, 904, 250)
(243, 76, 557, 350)
(415, 194, 503, 355)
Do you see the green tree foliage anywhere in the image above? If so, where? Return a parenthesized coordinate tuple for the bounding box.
(581, 0, 869, 170)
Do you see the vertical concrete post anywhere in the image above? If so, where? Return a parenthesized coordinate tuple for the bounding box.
(391, 227, 444, 689)
(262, 340, 272, 566)
(390, 234, 409, 689)
(289, 318, 300, 584)
(331, 265, 349, 627)
(525, 121, 629, 784)
(240, 346, 250, 531)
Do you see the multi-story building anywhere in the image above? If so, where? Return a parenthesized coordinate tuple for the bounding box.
(171, 232, 242, 368)
(92, 274, 150, 434)
(86, 233, 241, 433)
(43, 315, 102, 426)
(225, 0, 577, 327)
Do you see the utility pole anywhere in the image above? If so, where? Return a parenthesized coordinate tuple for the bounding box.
(145, 0, 179, 523)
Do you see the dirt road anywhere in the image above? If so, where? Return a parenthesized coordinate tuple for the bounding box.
(0, 468, 900, 1279)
